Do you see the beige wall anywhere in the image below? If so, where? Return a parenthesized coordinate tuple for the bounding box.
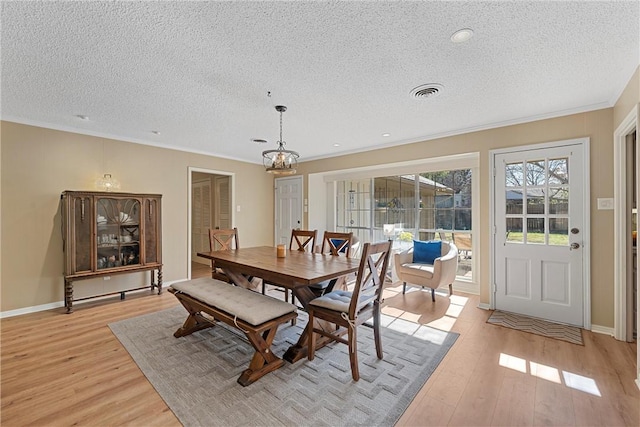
(0, 122, 274, 312)
(297, 108, 615, 327)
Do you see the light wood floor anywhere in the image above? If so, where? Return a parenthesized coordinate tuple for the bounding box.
(1, 263, 638, 426)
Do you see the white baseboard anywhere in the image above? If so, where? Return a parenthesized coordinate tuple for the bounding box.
(0, 301, 66, 318)
(0, 278, 187, 319)
(477, 303, 491, 310)
(590, 324, 615, 336)
(635, 378, 640, 391)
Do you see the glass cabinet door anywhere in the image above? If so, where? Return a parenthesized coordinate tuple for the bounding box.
(96, 197, 141, 270)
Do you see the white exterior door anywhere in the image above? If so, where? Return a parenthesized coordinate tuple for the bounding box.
(275, 176, 303, 245)
(192, 180, 212, 264)
(493, 141, 587, 326)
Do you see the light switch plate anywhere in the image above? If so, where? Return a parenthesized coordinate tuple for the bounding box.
(597, 198, 614, 210)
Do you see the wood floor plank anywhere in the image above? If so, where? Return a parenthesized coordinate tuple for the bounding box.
(1, 268, 638, 426)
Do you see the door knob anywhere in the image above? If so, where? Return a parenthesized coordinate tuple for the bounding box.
(570, 242, 580, 250)
(571, 228, 580, 234)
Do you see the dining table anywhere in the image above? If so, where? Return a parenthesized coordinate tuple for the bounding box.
(196, 245, 359, 363)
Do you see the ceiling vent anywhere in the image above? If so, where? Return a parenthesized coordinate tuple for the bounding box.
(410, 84, 444, 100)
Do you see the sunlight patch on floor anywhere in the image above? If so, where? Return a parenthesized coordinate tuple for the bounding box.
(499, 352, 602, 396)
(382, 291, 470, 332)
(425, 294, 469, 332)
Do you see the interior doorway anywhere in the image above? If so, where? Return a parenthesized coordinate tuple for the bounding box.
(188, 167, 234, 278)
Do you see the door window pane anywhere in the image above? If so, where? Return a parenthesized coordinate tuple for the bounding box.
(549, 218, 569, 246)
(506, 190, 523, 214)
(549, 188, 569, 214)
(527, 218, 545, 244)
(506, 218, 523, 243)
(526, 160, 546, 186)
(549, 158, 569, 184)
(526, 189, 545, 214)
(506, 162, 523, 187)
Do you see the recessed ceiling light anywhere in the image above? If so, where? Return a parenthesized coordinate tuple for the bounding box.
(76, 114, 89, 120)
(333, 143, 340, 147)
(151, 130, 161, 135)
(382, 133, 391, 137)
(451, 28, 474, 43)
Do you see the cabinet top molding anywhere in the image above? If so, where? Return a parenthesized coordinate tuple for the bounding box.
(61, 190, 163, 198)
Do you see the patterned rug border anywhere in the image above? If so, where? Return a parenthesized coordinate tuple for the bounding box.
(487, 310, 584, 345)
(109, 306, 459, 427)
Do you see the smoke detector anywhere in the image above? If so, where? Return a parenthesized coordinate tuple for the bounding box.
(410, 84, 444, 100)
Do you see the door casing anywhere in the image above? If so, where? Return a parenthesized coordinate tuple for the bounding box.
(614, 104, 639, 340)
(187, 167, 235, 279)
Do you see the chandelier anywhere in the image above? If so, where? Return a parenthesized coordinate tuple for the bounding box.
(262, 105, 299, 175)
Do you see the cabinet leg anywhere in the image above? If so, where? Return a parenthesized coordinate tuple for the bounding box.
(65, 280, 74, 313)
(156, 268, 163, 295)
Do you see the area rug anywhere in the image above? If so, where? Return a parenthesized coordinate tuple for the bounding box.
(109, 306, 458, 427)
(487, 310, 583, 345)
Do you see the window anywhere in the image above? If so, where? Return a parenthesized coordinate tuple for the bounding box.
(336, 168, 473, 280)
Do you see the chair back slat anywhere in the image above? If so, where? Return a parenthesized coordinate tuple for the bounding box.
(290, 229, 317, 252)
(349, 240, 392, 317)
(209, 228, 239, 251)
(320, 231, 353, 257)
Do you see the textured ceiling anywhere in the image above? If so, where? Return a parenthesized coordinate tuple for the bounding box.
(1, 1, 639, 164)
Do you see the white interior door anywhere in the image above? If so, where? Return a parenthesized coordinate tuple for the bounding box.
(493, 142, 587, 326)
(275, 176, 303, 245)
(192, 180, 212, 265)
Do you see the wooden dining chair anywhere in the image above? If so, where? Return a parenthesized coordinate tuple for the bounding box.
(308, 231, 353, 296)
(307, 240, 392, 381)
(262, 229, 317, 309)
(209, 227, 239, 283)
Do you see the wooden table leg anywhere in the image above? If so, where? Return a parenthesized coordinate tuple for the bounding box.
(221, 269, 253, 289)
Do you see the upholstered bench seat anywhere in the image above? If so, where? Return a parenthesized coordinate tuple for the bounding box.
(170, 277, 296, 325)
(168, 277, 297, 386)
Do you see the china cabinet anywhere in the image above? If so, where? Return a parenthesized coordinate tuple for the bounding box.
(61, 191, 162, 313)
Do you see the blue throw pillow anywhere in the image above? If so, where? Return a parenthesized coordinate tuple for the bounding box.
(330, 238, 349, 253)
(412, 240, 441, 264)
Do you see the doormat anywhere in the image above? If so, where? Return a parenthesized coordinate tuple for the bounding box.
(487, 310, 583, 345)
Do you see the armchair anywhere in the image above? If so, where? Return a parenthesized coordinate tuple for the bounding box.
(394, 241, 458, 301)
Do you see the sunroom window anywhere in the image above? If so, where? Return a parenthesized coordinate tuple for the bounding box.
(336, 169, 473, 280)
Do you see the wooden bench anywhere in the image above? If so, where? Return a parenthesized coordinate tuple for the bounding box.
(168, 277, 298, 386)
